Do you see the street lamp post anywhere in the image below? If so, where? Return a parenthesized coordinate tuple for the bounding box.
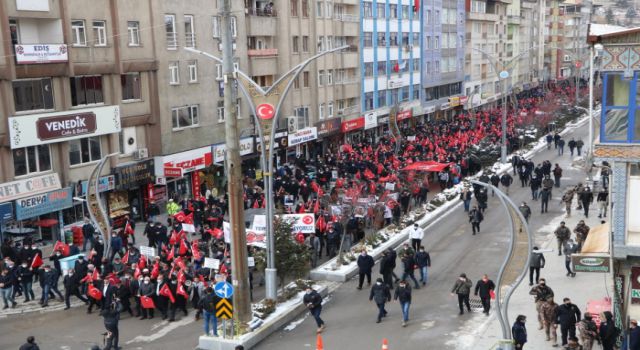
(185, 45, 349, 301)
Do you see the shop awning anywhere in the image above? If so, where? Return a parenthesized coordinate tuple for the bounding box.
(401, 161, 452, 172)
(34, 219, 59, 227)
(571, 223, 611, 273)
(582, 223, 610, 254)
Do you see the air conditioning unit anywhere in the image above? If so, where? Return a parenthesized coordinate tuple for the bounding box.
(133, 148, 149, 160)
(287, 116, 298, 133)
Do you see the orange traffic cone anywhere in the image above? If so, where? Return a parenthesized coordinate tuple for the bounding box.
(316, 334, 324, 350)
(382, 338, 389, 350)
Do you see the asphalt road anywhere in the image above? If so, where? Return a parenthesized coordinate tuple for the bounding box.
(0, 121, 589, 350)
(254, 121, 590, 350)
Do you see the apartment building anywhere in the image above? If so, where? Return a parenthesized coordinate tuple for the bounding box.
(464, 0, 542, 109)
(423, 0, 466, 117)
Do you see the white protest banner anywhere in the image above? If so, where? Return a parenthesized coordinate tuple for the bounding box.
(279, 213, 316, 233)
(385, 182, 396, 191)
(331, 170, 338, 179)
(248, 257, 255, 267)
(330, 205, 342, 216)
(252, 215, 266, 232)
(407, 136, 416, 141)
(139, 246, 155, 257)
(246, 229, 266, 243)
(204, 257, 221, 270)
(354, 206, 366, 218)
(223, 221, 231, 243)
(284, 195, 294, 207)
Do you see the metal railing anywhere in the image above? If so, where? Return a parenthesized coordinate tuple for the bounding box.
(247, 7, 277, 17)
(166, 32, 177, 49)
(185, 33, 196, 48)
(334, 14, 359, 22)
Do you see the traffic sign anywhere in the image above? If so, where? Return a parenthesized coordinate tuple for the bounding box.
(216, 298, 233, 319)
(256, 103, 275, 120)
(575, 61, 582, 68)
(214, 281, 234, 298)
(499, 70, 509, 79)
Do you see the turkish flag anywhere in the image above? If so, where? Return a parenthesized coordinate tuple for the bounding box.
(151, 263, 160, 280)
(87, 284, 103, 300)
(177, 283, 189, 298)
(192, 242, 202, 261)
(253, 200, 259, 209)
(169, 231, 179, 245)
(177, 270, 186, 284)
(125, 222, 134, 236)
(159, 283, 175, 303)
(121, 252, 129, 265)
(91, 269, 100, 281)
(174, 211, 186, 223)
(140, 296, 155, 309)
(212, 228, 223, 239)
(138, 255, 147, 270)
(316, 215, 326, 233)
(313, 199, 320, 215)
(174, 257, 186, 271)
(31, 253, 43, 269)
(134, 267, 141, 280)
(184, 213, 194, 225)
(167, 247, 175, 261)
(53, 241, 70, 257)
(179, 240, 189, 256)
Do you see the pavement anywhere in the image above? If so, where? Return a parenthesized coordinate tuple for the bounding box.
(0, 121, 601, 350)
(253, 121, 604, 350)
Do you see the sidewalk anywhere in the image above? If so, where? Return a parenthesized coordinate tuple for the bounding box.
(470, 190, 612, 349)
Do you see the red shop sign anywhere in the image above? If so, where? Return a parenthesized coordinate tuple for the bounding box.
(341, 117, 365, 133)
(397, 110, 413, 121)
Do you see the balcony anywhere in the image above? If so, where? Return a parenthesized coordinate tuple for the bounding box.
(468, 12, 499, 22)
(507, 15, 521, 24)
(340, 51, 358, 68)
(246, 11, 277, 36)
(339, 105, 360, 116)
(246, 7, 277, 17)
(247, 48, 278, 57)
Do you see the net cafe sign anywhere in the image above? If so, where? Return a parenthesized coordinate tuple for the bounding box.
(0, 173, 62, 203)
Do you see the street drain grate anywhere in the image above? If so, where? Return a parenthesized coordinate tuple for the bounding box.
(469, 297, 484, 311)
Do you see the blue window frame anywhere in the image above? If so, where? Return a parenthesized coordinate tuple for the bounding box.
(601, 72, 640, 143)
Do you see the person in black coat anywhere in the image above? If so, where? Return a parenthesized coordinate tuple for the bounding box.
(102, 297, 122, 350)
(474, 274, 496, 315)
(100, 278, 118, 311)
(401, 254, 420, 289)
(357, 250, 374, 290)
(63, 268, 87, 310)
(82, 218, 96, 252)
(369, 278, 391, 323)
(40, 265, 63, 307)
(16, 261, 34, 302)
(379, 251, 393, 288)
(555, 297, 581, 346)
(512, 315, 527, 349)
(303, 286, 325, 332)
(500, 174, 513, 194)
(394, 280, 412, 326)
(599, 311, 618, 350)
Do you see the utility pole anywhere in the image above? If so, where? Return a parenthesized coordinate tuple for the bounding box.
(221, 0, 251, 326)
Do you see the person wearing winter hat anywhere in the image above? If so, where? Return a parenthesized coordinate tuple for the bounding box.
(451, 273, 473, 315)
(369, 278, 391, 323)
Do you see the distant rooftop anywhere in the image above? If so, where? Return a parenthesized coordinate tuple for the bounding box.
(587, 23, 639, 43)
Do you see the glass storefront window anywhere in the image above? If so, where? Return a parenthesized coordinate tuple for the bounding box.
(606, 74, 630, 107)
(604, 108, 629, 141)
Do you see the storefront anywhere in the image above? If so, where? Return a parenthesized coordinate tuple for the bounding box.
(112, 159, 155, 223)
(256, 130, 288, 169)
(341, 117, 365, 144)
(315, 118, 342, 154)
(154, 146, 213, 202)
(287, 127, 318, 160)
(213, 137, 256, 189)
(0, 203, 13, 245)
(13, 186, 73, 243)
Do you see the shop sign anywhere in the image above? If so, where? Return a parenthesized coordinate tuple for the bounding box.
(155, 177, 167, 185)
(0, 203, 13, 221)
(387, 78, 404, 89)
(449, 97, 461, 107)
(256, 130, 288, 153)
(279, 213, 315, 233)
(440, 102, 451, 110)
(0, 173, 61, 203)
(113, 159, 155, 190)
(288, 127, 318, 146)
(9, 105, 121, 149)
(364, 112, 378, 130)
(213, 137, 254, 164)
(156, 146, 212, 177)
(397, 110, 413, 121)
(15, 187, 73, 220)
(79, 175, 115, 196)
(164, 167, 183, 178)
(425, 105, 436, 114)
(459, 96, 469, 105)
(341, 117, 364, 133)
(15, 44, 68, 64)
(571, 255, 611, 273)
(315, 118, 342, 137)
(631, 266, 640, 304)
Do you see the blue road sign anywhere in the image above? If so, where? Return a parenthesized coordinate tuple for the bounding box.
(214, 281, 234, 299)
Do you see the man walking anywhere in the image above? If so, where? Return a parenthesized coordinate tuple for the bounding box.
(408, 224, 423, 253)
(369, 278, 391, 323)
(303, 286, 325, 332)
(512, 315, 528, 349)
(597, 189, 608, 218)
(562, 189, 575, 218)
(415, 246, 431, 286)
(529, 247, 545, 286)
(576, 312, 598, 350)
(553, 164, 563, 187)
(563, 239, 578, 277)
(555, 297, 581, 347)
(200, 286, 220, 336)
(82, 218, 96, 252)
(63, 269, 87, 310)
(529, 279, 554, 330)
(573, 220, 590, 252)
(519, 202, 532, 223)
(541, 297, 559, 347)
(451, 273, 473, 315)
(401, 253, 420, 289)
(500, 173, 513, 195)
(568, 138, 577, 156)
(474, 274, 495, 315)
(576, 139, 584, 156)
(540, 187, 551, 214)
(394, 280, 412, 327)
(579, 186, 594, 218)
(554, 222, 571, 256)
(357, 250, 374, 290)
(469, 206, 484, 235)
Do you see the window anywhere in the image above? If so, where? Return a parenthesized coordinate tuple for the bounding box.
(291, 0, 298, 16)
(303, 71, 310, 87)
(327, 102, 333, 118)
(402, 5, 410, 19)
(327, 70, 333, 85)
(165, 14, 177, 49)
(293, 36, 299, 53)
(601, 73, 640, 142)
(217, 101, 225, 122)
(302, 0, 309, 17)
(413, 33, 419, 46)
(318, 36, 325, 52)
(471, 1, 486, 13)
(188, 60, 198, 83)
(13, 78, 54, 112)
(92, 21, 107, 46)
(185, 15, 195, 48)
(121, 73, 141, 101)
(169, 61, 180, 85)
(364, 62, 373, 77)
(294, 76, 300, 89)
(127, 21, 140, 46)
(377, 61, 386, 75)
(434, 36, 439, 49)
(435, 10, 440, 24)
(294, 106, 310, 128)
(435, 61, 440, 73)
(377, 91, 386, 108)
(426, 10, 431, 24)
(316, 1, 324, 17)
(377, 32, 387, 46)
(212, 16, 221, 38)
(564, 55, 571, 62)
(302, 36, 309, 52)
(426, 36, 431, 49)
(376, 3, 385, 18)
(69, 137, 102, 166)
(364, 92, 374, 110)
(402, 33, 409, 46)
(389, 4, 398, 18)
(70, 76, 103, 106)
(13, 145, 51, 176)
(327, 36, 332, 50)
(318, 70, 325, 86)
(319, 103, 324, 120)
(364, 33, 373, 47)
(389, 32, 397, 46)
(363, 2, 372, 18)
(172, 105, 199, 129)
(71, 20, 87, 46)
